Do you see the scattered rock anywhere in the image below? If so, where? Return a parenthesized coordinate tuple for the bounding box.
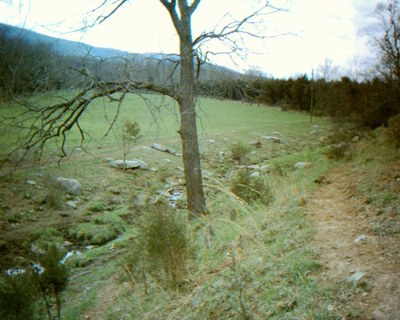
(109, 159, 148, 170)
(346, 271, 365, 283)
(238, 164, 270, 172)
(206, 139, 215, 144)
(26, 180, 37, 186)
(66, 200, 78, 209)
(354, 235, 368, 243)
(56, 177, 81, 195)
(152, 143, 167, 152)
(352, 136, 360, 143)
(294, 162, 311, 169)
(261, 135, 281, 143)
(151, 143, 177, 155)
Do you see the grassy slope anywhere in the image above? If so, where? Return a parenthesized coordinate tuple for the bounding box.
(0, 94, 374, 319)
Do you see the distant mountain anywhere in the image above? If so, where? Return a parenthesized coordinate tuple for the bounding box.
(0, 23, 243, 81)
(0, 22, 136, 58)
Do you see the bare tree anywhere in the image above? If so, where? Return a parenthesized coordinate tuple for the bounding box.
(369, 0, 400, 82)
(6, 0, 279, 216)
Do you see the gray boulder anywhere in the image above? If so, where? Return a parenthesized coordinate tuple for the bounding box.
(109, 159, 148, 170)
(151, 143, 177, 155)
(56, 178, 81, 195)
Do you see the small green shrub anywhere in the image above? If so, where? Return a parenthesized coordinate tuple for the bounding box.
(388, 114, 400, 147)
(42, 174, 63, 209)
(230, 142, 251, 164)
(123, 204, 195, 290)
(122, 119, 141, 170)
(88, 200, 106, 212)
(30, 227, 63, 250)
(230, 169, 273, 204)
(0, 270, 39, 320)
(33, 244, 69, 320)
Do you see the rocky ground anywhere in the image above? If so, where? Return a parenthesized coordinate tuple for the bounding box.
(306, 167, 400, 319)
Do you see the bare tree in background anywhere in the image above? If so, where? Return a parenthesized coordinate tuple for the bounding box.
(369, 0, 400, 83)
(5, 0, 280, 216)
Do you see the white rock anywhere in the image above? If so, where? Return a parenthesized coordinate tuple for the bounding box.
(354, 235, 368, 243)
(66, 200, 78, 209)
(26, 180, 37, 186)
(346, 271, 365, 283)
(294, 162, 311, 169)
(261, 135, 281, 143)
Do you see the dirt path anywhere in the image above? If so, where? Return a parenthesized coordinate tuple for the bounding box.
(306, 168, 400, 319)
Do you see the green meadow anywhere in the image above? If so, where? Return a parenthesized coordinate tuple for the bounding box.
(1, 93, 378, 319)
(1, 93, 327, 157)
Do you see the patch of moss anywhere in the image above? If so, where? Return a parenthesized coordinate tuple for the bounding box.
(68, 212, 126, 245)
(88, 200, 106, 212)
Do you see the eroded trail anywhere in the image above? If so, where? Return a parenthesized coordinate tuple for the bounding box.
(306, 168, 400, 319)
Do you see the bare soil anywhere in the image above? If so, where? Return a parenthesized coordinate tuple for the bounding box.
(306, 168, 400, 319)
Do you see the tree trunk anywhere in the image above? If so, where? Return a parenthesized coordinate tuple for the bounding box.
(177, 5, 207, 216)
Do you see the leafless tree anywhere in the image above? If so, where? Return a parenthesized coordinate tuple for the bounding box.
(368, 0, 400, 82)
(5, 0, 281, 216)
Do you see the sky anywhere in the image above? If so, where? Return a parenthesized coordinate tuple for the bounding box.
(0, 0, 381, 79)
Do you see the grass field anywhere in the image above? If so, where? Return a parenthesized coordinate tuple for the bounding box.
(2, 93, 390, 319)
(0, 93, 328, 159)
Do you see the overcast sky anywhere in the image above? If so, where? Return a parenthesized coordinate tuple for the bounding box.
(1, 0, 381, 78)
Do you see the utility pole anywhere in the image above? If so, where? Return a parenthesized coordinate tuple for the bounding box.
(310, 68, 314, 124)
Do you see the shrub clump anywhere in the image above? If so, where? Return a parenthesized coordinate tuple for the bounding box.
(230, 142, 251, 164)
(230, 169, 273, 205)
(42, 173, 64, 209)
(0, 270, 38, 320)
(388, 114, 400, 147)
(33, 244, 69, 320)
(123, 204, 196, 290)
(324, 127, 354, 160)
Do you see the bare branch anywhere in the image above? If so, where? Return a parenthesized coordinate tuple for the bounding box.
(189, 0, 201, 15)
(193, 3, 280, 47)
(160, 0, 182, 35)
(76, 0, 129, 32)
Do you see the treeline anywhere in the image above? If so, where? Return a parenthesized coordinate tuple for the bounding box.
(0, 31, 237, 99)
(197, 76, 400, 129)
(2, 32, 399, 129)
